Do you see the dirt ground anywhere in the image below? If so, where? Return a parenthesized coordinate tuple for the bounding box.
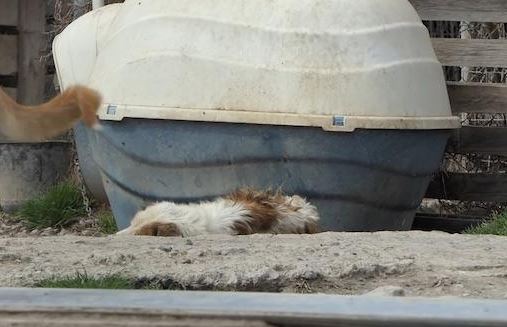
(0, 213, 103, 237)
(1, 231, 507, 299)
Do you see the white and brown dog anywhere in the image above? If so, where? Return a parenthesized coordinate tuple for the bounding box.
(117, 189, 320, 237)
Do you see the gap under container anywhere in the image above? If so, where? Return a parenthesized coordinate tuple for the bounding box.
(52, 0, 460, 231)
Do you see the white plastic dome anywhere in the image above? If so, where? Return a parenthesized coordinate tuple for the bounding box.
(53, 0, 459, 132)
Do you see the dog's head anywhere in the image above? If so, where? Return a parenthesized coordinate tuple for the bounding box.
(116, 202, 183, 237)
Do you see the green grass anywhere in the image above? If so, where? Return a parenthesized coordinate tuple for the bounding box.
(37, 272, 134, 289)
(465, 211, 507, 236)
(36, 271, 164, 290)
(16, 181, 86, 229)
(97, 210, 118, 234)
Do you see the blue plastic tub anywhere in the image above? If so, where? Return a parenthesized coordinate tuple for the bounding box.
(81, 119, 449, 231)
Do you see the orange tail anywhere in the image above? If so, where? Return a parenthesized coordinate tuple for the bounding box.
(0, 86, 102, 142)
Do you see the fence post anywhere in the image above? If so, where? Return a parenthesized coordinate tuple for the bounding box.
(17, 0, 46, 105)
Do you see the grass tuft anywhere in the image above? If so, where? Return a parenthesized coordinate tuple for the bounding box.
(465, 211, 507, 236)
(37, 271, 134, 289)
(97, 210, 118, 234)
(16, 181, 86, 229)
(36, 271, 165, 290)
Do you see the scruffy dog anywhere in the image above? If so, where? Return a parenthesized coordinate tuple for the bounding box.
(0, 85, 101, 141)
(117, 189, 320, 237)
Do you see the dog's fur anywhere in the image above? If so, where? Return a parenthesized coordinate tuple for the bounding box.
(116, 189, 320, 237)
(0, 86, 101, 141)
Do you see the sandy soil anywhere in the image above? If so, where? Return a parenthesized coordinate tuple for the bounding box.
(1, 231, 507, 298)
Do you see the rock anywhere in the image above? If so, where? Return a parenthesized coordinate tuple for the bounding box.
(159, 246, 173, 253)
(185, 239, 193, 246)
(82, 230, 94, 237)
(364, 286, 406, 297)
(11, 225, 24, 233)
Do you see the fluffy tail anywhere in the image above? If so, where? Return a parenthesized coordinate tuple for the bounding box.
(0, 86, 101, 142)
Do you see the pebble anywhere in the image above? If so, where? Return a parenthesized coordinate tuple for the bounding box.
(81, 230, 95, 236)
(159, 246, 173, 253)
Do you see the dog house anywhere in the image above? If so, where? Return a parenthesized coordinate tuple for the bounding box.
(53, 0, 459, 231)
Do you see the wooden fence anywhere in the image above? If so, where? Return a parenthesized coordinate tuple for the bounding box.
(0, 0, 124, 106)
(0, 0, 19, 100)
(410, 0, 507, 204)
(0, 0, 50, 106)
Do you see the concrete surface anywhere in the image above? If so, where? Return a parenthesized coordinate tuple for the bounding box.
(0, 231, 506, 298)
(0, 142, 71, 212)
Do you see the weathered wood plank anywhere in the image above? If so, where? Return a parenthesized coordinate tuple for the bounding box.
(426, 172, 507, 202)
(2, 288, 507, 327)
(447, 82, 507, 114)
(0, 35, 17, 75)
(17, 0, 46, 105)
(0, 315, 271, 327)
(409, 0, 507, 22)
(449, 126, 507, 155)
(0, 0, 18, 26)
(432, 38, 507, 68)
